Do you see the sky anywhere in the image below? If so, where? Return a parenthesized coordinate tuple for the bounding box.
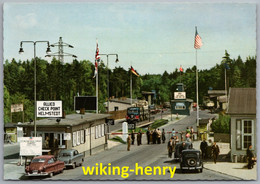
(3, 2, 256, 75)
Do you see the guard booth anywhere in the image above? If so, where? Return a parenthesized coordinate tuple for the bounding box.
(171, 83, 193, 115)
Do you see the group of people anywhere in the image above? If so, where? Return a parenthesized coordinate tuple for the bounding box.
(200, 139, 220, 163)
(126, 128, 166, 151)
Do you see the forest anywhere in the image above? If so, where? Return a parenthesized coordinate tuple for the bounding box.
(3, 50, 256, 123)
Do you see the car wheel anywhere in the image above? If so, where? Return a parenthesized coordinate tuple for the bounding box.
(49, 172, 53, 177)
(79, 159, 84, 166)
(60, 169, 64, 173)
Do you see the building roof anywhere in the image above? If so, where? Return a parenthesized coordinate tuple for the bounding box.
(18, 113, 111, 128)
(227, 88, 256, 115)
(109, 97, 138, 105)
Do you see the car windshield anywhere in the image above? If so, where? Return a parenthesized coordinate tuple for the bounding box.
(60, 153, 71, 157)
(128, 108, 139, 114)
(32, 158, 45, 163)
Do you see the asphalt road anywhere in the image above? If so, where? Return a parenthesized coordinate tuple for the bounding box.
(22, 110, 237, 181)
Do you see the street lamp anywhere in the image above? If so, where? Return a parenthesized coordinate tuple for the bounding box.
(98, 54, 119, 113)
(19, 41, 51, 137)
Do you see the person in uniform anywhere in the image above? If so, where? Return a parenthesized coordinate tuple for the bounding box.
(131, 130, 135, 145)
(139, 129, 142, 145)
(146, 128, 150, 144)
(152, 130, 157, 144)
(127, 134, 131, 151)
(137, 132, 141, 146)
(162, 129, 166, 143)
(247, 145, 255, 169)
(211, 142, 220, 164)
(200, 139, 208, 159)
(167, 138, 174, 158)
(157, 129, 161, 144)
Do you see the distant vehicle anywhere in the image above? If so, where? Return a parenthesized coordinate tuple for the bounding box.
(25, 155, 65, 177)
(126, 107, 141, 123)
(174, 142, 193, 160)
(180, 149, 203, 173)
(163, 102, 171, 108)
(58, 149, 84, 169)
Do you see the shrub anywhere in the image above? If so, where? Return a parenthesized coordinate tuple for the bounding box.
(211, 114, 230, 133)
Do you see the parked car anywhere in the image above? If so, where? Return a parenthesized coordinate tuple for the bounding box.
(25, 155, 65, 177)
(180, 149, 203, 173)
(58, 149, 84, 169)
(174, 142, 193, 160)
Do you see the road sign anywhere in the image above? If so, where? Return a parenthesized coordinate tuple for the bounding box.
(128, 123, 135, 129)
(174, 92, 186, 99)
(11, 104, 23, 112)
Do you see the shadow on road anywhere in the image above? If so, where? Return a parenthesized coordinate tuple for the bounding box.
(4, 153, 19, 159)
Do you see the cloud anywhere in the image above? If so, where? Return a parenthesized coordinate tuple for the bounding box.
(15, 13, 37, 29)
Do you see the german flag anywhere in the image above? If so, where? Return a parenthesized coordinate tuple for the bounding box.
(131, 66, 140, 77)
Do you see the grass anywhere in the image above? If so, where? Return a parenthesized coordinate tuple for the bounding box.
(150, 119, 168, 130)
(110, 136, 126, 144)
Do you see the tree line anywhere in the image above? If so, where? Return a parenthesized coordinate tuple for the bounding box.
(4, 51, 256, 123)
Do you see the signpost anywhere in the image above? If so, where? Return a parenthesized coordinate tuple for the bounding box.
(19, 137, 42, 156)
(11, 104, 24, 123)
(37, 101, 62, 118)
(174, 92, 186, 99)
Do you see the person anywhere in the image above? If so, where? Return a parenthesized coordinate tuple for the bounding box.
(186, 126, 191, 134)
(137, 132, 141, 146)
(44, 136, 49, 149)
(247, 145, 255, 169)
(146, 129, 150, 144)
(139, 129, 142, 145)
(171, 128, 176, 139)
(131, 130, 135, 145)
(200, 139, 208, 159)
(157, 129, 161, 144)
(167, 138, 174, 158)
(162, 129, 166, 143)
(149, 130, 153, 144)
(152, 130, 157, 144)
(53, 138, 59, 157)
(190, 126, 194, 140)
(212, 142, 220, 164)
(127, 134, 131, 151)
(186, 132, 191, 142)
(179, 142, 186, 158)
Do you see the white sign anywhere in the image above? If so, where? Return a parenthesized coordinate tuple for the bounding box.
(174, 92, 186, 99)
(37, 101, 62, 117)
(19, 137, 42, 156)
(11, 104, 23, 113)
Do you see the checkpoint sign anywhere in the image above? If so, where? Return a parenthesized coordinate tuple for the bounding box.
(37, 101, 62, 118)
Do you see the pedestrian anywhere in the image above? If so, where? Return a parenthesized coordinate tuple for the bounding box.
(190, 126, 194, 140)
(179, 142, 186, 158)
(152, 130, 157, 144)
(157, 129, 161, 144)
(131, 130, 135, 145)
(139, 129, 142, 145)
(211, 142, 220, 164)
(149, 130, 153, 143)
(146, 128, 150, 144)
(246, 145, 256, 169)
(162, 129, 166, 143)
(137, 132, 141, 146)
(200, 139, 208, 159)
(186, 132, 191, 142)
(186, 126, 191, 134)
(167, 138, 174, 158)
(127, 134, 131, 151)
(171, 128, 176, 139)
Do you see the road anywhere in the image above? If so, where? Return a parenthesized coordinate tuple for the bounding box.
(20, 110, 237, 181)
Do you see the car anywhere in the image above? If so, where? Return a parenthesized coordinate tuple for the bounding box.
(174, 141, 193, 160)
(180, 149, 203, 173)
(58, 149, 84, 169)
(25, 155, 65, 177)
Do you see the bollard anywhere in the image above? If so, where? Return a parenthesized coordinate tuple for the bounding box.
(233, 154, 237, 163)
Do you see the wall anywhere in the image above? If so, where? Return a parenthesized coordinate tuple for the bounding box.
(214, 133, 230, 143)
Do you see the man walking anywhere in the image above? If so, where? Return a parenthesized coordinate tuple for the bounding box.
(200, 139, 208, 159)
(212, 142, 220, 163)
(247, 145, 255, 169)
(167, 138, 174, 158)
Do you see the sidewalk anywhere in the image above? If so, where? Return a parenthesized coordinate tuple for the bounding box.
(192, 140, 257, 180)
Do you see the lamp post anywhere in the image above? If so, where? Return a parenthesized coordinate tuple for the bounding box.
(98, 54, 119, 113)
(19, 41, 51, 137)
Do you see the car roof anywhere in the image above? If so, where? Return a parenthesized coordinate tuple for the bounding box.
(33, 155, 54, 159)
(182, 149, 200, 153)
(60, 149, 76, 153)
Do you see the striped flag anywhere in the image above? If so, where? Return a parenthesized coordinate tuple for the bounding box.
(194, 27, 203, 49)
(93, 41, 100, 78)
(131, 66, 140, 77)
(179, 65, 183, 72)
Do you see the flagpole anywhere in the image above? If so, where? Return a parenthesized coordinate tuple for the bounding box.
(196, 49, 199, 127)
(130, 69, 132, 106)
(96, 63, 98, 114)
(225, 68, 227, 96)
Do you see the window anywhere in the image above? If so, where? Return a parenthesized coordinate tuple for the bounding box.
(99, 125, 101, 138)
(175, 102, 186, 110)
(73, 132, 76, 147)
(236, 119, 254, 150)
(77, 131, 80, 145)
(81, 130, 84, 144)
(95, 126, 98, 139)
(101, 124, 105, 137)
(48, 158, 54, 164)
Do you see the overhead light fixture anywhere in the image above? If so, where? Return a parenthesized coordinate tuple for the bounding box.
(46, 47, 51, 54)
(19, 47, 24, 54)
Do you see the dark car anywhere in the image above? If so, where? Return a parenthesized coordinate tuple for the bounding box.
(174, 142, 193, 160)
(180, 149, 203, 173)
(25, 155, 65, 177)
(58, 149, 84, 169)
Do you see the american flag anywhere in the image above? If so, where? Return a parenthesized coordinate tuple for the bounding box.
(93, 41, 100, 78)
(194, 27, 203, 49)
